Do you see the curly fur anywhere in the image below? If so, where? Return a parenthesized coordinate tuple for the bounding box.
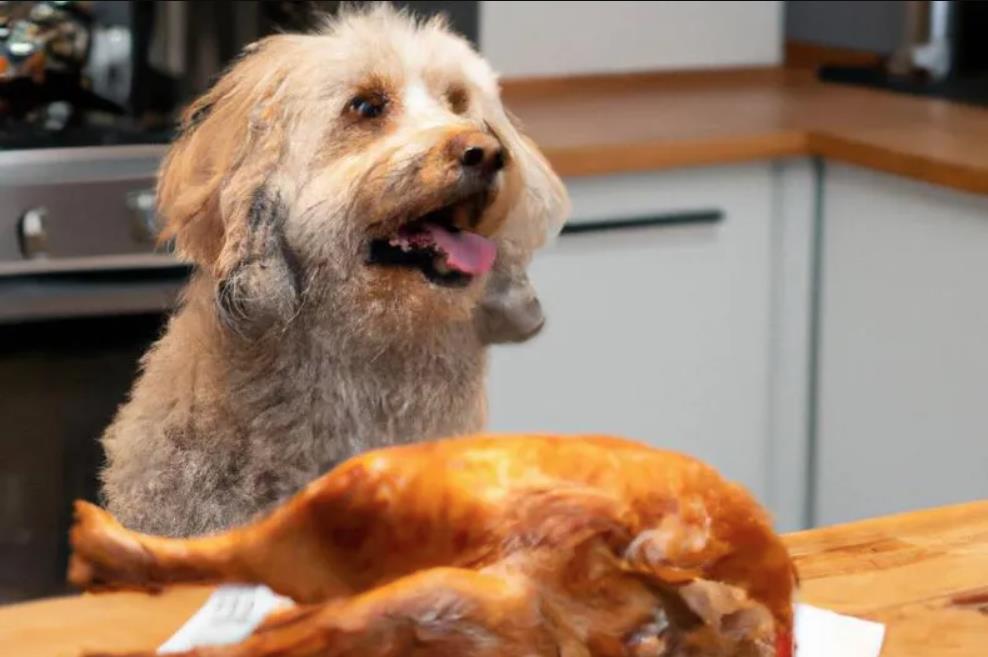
(100, 4, 569, 536)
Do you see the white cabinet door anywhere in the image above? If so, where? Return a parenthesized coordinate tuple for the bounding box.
(816, 163, 988, 525)
(487, 164, 779, 505)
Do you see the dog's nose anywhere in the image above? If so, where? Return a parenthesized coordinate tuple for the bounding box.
(453, 132, 505, 176)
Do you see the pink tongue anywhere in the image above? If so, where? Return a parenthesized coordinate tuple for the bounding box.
(424, 224, 497, 275)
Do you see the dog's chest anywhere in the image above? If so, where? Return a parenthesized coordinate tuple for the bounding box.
(241, 341, 487, 486)
(316, 349, 486, 444)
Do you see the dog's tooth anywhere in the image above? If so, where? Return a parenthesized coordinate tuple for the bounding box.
(389, 237, 412, 252)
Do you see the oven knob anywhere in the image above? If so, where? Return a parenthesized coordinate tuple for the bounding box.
(127, 189, 158, 243)
(18, 207, 49, 259)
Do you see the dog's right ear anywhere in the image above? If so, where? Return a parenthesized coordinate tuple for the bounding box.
(475, 255, 546, 344)
(156, 36, 304, 336)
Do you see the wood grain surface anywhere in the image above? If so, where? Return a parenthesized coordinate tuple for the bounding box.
(503, 68, 988, 195)
(1, 500, 985, 656)
(787, 500, 988, 657)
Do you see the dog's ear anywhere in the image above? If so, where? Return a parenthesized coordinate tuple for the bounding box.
(156, 36, 304, 336)
(475, 242, 546, 344)
(476, 105, 570, 344)
(488, 107, 570, 257)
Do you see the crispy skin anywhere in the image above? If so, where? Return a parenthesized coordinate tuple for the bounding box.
(70, 434, 796, 657)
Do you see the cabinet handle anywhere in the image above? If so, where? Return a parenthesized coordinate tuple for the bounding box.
(560, 209, 723, 235)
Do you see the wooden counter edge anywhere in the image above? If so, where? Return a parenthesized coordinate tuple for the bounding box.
(543, 130, 988, 197)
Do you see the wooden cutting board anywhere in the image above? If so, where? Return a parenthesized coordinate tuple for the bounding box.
(1, 500, 986, 656)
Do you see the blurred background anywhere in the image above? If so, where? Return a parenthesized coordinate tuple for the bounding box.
(1, 0, 986, 602)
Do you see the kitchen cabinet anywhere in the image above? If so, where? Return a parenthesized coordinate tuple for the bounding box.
(815, 163, 988, 525)
(488, 162, 815, 530)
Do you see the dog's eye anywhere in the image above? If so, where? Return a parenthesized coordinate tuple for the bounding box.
(446, 85, 469, 115)
(348, 95, 386, 119)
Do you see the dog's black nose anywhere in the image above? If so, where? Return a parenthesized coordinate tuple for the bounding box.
(461, 146, 485, 167)
(455, 133, 505, 176)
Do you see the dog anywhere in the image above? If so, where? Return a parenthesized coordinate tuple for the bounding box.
(99, 4, 569, 537)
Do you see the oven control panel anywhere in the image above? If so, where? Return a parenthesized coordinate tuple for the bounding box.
(0, 145, 178, 276)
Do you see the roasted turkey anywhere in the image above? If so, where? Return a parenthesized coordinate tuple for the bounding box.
(68, 434, 797, 657)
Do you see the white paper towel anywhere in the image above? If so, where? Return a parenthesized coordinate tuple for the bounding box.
(159, 586, 886, 656)
(158, 585, 292, 654)
(793, 603, 886, 657)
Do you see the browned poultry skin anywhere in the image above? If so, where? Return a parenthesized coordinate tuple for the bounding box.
(69, 434, 797, 657)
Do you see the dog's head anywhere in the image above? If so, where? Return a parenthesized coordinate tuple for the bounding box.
(157, 4, 568, 339)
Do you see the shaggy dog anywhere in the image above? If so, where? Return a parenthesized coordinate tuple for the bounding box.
(100, 5, 569, 537)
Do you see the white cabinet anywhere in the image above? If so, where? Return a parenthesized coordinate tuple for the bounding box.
(488, 163, 812, 528)
(816, 163, 988, 525)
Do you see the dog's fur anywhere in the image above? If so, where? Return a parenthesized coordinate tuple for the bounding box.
(100, 4, 568, 537)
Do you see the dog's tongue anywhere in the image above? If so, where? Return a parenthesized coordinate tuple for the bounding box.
(424, 224, 496, 275)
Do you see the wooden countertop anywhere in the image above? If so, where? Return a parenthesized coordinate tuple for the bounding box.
(504, 69, 988, 195)
(786, 500, 988, 656)
(1, 500, 986, 656)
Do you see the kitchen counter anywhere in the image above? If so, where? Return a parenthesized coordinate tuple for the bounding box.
(504, 68, 988, 195)
(788, 500, 988, 656)
(1, 500, 986, 656)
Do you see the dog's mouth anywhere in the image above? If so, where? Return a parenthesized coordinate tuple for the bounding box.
(366, 192, 497, 287)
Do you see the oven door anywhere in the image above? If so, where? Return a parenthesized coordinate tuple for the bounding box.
(0, 310, 177, 601)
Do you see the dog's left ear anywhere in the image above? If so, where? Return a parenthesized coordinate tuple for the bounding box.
(476, 242, 546, 344)
(476, 106, 570, 344)
(156, 36, 304, 337)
